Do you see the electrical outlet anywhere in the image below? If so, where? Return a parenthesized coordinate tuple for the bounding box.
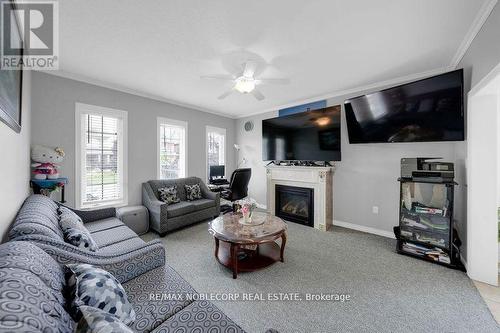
(372, 206, 379, 214)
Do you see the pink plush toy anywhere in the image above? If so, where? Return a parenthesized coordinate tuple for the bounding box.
(31, 145, 65, 180)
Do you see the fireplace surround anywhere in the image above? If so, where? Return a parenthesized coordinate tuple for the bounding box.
(266, 165, 333, 231)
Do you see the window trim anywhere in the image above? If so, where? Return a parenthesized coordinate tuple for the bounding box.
(157, 117, 188, 179)
(206, 125, 226, 181)
(75, 103, 128, 210)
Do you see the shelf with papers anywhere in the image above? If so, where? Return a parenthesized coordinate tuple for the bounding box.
(398, 227, 449, 250)
(394, 178, 465, 271)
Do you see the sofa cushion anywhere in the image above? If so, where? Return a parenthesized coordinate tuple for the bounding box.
(123, 265, 197, 332)
(91, 225, 138, 248)
(67, 264, 136, 325)
(158, 186, 181, 205)
(184, 184, 202, 201)
(0, 241, 74, 332)
(85, 217, 125, 233)
(166, 202, 195, 218)
(76, 305, 134, 333)
(9, 194, 64, 241)
(59, 207, 99, 251)
(190, 198, 216, 211)
(98, 237, 147, 254)
(148, 177, 205, 202)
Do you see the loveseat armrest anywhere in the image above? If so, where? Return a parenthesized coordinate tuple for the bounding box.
(61, 204, 117, 223)
(142, 182, 168, 234)
(199, 181, 220, 216)
(16, 234, 165, 283)
(199, 181, 220, 203)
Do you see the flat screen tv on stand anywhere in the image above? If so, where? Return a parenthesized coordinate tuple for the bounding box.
(262, 106, 341, 163)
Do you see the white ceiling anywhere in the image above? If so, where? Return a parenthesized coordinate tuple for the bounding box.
(55, 0, 492, 118)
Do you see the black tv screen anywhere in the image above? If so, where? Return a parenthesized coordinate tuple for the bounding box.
(262, 106, 341, 161)
(344, 69, 464, 144)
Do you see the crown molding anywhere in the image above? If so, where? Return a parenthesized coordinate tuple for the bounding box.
(38, 2, 496, 121)
(36, 70, 237, 119)
(449, 0, 498, 68)
(236, 67, 449, 119)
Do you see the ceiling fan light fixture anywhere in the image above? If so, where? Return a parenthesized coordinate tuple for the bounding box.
(234, 76, 256, 93)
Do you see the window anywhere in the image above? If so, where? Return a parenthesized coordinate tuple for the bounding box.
(75, 103, 128, 209)
(157, 118, 187, 179)
(206, 126, 226, 179)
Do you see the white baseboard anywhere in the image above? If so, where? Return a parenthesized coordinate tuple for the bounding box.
(333, 220, 395, 239)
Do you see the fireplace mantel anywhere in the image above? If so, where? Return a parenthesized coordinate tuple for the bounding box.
(266, 165, 334, 231)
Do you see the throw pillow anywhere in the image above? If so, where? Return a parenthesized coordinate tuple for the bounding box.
(66, 264, 136, 325)
(158, 186, 180, 205)
(59, 206, 98, 251)
(185, 184, 202, 201)
(76, 305, 134, 333)
(59, 206, 84, 230)
(64, 228, 99, 251)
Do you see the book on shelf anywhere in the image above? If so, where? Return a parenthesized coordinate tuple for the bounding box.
(418, 216, 448, 231)
(415, 233, 446, 247)
(414, 207, 444, 215)
(401, 217, 429, 230)
(401, 242, 451, 263)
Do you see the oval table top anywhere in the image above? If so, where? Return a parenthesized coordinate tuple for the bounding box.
(208, 212, 287, 244)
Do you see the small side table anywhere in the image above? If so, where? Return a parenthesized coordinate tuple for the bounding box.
(30, 177, 68, 203)
(116, 205, 149, 235)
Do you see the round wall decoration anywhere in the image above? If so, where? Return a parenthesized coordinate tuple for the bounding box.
(244, 121, 254, 132)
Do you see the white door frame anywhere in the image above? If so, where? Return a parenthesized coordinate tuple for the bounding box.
(467, 61, 500, 285)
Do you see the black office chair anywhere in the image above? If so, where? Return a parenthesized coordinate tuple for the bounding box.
(220, 168, 251, 213)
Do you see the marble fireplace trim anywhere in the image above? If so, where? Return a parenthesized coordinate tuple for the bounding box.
(266, 166, 334, 231)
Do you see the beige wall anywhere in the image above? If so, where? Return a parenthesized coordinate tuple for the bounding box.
(0, 71, 31, 242)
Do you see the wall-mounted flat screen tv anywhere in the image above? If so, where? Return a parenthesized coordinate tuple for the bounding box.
(262, 106, 341, 161)
(344, 69, 464, 144)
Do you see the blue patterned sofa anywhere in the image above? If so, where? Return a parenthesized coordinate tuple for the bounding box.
(1, 195, 244, 332)
(0, 241, 244, 332)
(8, 195, 165, 282)
(143, 177, 220, 236)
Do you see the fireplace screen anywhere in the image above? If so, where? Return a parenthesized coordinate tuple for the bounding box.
(275, 185, 314, 227)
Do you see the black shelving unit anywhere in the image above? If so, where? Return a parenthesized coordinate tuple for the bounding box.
(394, 177, 465, 271)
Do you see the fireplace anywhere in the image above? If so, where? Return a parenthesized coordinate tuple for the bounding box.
(275, 185, 314, 227)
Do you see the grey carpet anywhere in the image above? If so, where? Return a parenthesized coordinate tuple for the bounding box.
(142, 222, 499, 333)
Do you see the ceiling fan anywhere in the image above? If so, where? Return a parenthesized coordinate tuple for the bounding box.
(201, 60, 290, 101)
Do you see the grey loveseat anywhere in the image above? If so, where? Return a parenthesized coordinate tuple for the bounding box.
(142, 177, 220, 236)
(1, 195, 244, 332)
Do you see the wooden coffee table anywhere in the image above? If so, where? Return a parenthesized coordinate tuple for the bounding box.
(208, 212, 287, 279)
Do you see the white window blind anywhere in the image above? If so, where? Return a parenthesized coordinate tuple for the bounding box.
(158, 118, 187, 179)
(206, 126, 226, 177)
(76, 104, 127, 209)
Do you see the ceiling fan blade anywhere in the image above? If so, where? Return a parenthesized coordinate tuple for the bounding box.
(200, 74, 234, 81)
(257, 78, 290, 85)
(242, 60, 258, 78)
(251, 89, 265, 101)
(218, 90, 235, 100)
